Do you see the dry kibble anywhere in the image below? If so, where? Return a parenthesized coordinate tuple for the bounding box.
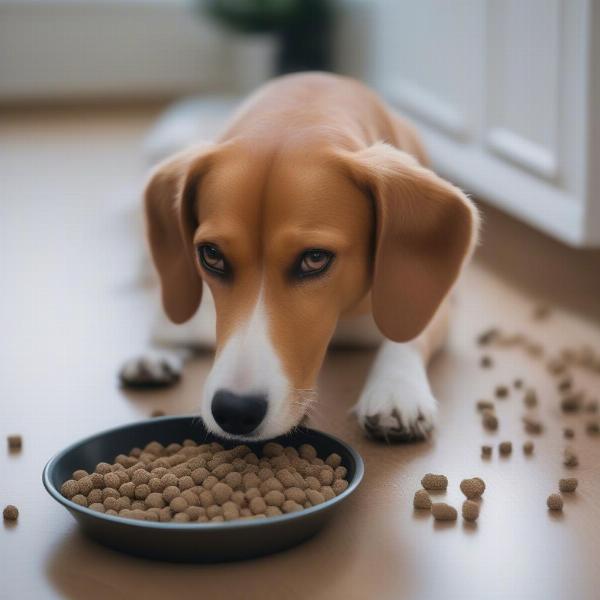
(60, 439, 350, 523)
(495, 385, 509, 398)
(3, 504, 19, 521)
(71, 494, 87, 507)
(522, 415, 543, 434)
(499, 441, 512, 456)
(524, 389, 538, 408)
(7, 434, 22, 451)
(481, 445, 492, 458)
(60, 479, 80, 499)
(564, 448, 579, 467)
(151, 409, 165, 417)
(462, 500, 479, 522)
(586, 421, 600, 436)
(431, 503, 457, 521)
(413, 489, 432, 510)
(249, 496, 267, 515)
(482, 412, 499, 431)
(561, 393, 583, 413)
(421, 473, 448, 491)
(480, 355, 493, 368)
(559, 478, 578, 492)
(547, 494, 563, 511)
(332, 479, 348, 495)
(306, 489, 325, 505)
(477, 327, 499, 346)
(523, 441, 535, 455)
(476, 400, 494, 412)
(460, 478, 486, 499)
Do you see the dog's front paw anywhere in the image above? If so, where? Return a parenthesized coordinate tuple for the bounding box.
(353, 379, 437, 442)
(119, 352, 183, 389)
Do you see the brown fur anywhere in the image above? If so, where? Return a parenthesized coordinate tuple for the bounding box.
(145, 72, 478, 395)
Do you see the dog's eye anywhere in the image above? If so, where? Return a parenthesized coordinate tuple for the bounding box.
(297, 249, 334, 278)
(198, 244, 227, 275)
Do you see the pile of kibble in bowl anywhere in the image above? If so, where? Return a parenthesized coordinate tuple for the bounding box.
(60, 440, 349, 523)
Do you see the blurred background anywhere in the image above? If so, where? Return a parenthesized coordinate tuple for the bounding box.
(2, 4, 600, 598)
(1, 0, 599, 248)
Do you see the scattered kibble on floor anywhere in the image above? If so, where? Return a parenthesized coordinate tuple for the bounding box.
(495, 385, 509, 398)
(7, 434, 22, 451)
(523, 441, 534, 455)
(563, 448, 579, 468)
(481, 445, 492, 458)
(586, 421, 600, 435)
(522, 414, 543, 434)
(413, 489, 432, 510)
(421, 473, 448, 491)
(431, 503, 457, 521)
(499, 441, 512, 456)
(460, 478, 486, 499)
(482, 411, 499, 431)
(559, 478, 578, 493)
(523, 389, 538, 408)
(462, 500, 479, 522)
(480, 355, 493, 368)
(547, 494, 563, 511)
(563, 427, 575, 439)
(476, 400, 494, 412)
(3, 505, 18, 521)
(561, 392, 583, 413)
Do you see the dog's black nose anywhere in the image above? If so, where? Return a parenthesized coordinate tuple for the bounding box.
(211, 389, 268, 435)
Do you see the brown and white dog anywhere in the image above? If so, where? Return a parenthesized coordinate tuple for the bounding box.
(128, 73, 479, 442)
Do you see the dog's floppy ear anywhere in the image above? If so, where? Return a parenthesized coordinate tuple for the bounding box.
(144, 145, 216, 324)
(338, 142, 479, 342)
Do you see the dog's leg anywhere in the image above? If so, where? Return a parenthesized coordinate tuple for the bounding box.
(119, 289, 216, 388)
(352, 300, 449, 441)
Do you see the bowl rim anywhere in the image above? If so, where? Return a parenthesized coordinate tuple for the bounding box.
(42, 415, 365, 530)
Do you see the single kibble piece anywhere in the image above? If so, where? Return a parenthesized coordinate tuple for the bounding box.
(480, 355, 493, 369)
(482, 412, 499, 431)
(563, 428, 575, 439)
(7, 435, 22, 451)
(561, 393, 583, 413)
(413, 489, 432, 510)
(476, 400, 494, 412)
(3, 505, 19, 521)
(60, 479, 80, 499)
(151, 409, 165, 418)
(547, 358, 567, 376)
(559, 477, 578, 492)
(586, 421, 600, 436)
(462, 500, 479, 522)
(431, 503, 457, 521)
(558, 376, 573, 392)
(523, 389, 538, 408)
(563, 448, 579, 468)
(522, 415, 543, 434)
(499, 441, 512, 456)
(460, 478, 486, 499)
(547, 494, 563, 511)
(523, 441, 535, 455)
(513, 379, 523, 389)
(421, 473, 448, 491)
(495, 385, 509, 399)
(481, 445, 492, 458)
(477, 328, 499, 346)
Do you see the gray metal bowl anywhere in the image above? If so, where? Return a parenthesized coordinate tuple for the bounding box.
(42, 416, 364, 562)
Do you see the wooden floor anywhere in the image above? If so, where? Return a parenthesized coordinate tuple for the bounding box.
(1, 105, 600, 600)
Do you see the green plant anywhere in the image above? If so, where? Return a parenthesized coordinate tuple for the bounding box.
(201, 0, 303, 34)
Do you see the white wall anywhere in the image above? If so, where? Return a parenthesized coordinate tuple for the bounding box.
(0, 0, 230, 101)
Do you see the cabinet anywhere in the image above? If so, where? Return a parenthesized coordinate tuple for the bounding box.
(370, 0, 600, 246)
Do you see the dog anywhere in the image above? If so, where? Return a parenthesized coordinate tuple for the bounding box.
(122, 72, 479, 442)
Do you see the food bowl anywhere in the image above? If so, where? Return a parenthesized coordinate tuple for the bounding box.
(42, 416, 364, 562)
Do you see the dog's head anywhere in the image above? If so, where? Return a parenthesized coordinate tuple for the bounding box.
(145, 139, 478, 440)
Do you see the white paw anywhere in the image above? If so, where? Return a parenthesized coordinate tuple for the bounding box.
(353, 377, 437, 442)
(119, 351, 183, 388)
